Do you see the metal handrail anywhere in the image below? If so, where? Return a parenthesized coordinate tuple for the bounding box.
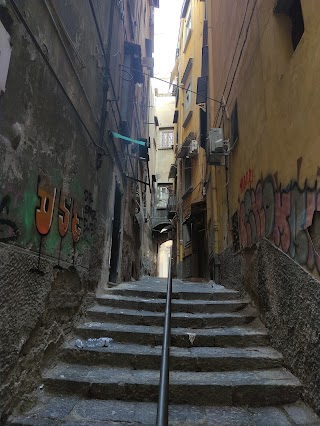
(156, 247, 173, 426)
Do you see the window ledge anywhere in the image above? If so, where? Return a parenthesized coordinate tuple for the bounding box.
(183, 30, 192, 53)
(182, 186, 193, 200)
(182, 110, 193, 128)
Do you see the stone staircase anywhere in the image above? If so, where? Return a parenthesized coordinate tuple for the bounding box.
(8, 277, 320, 425)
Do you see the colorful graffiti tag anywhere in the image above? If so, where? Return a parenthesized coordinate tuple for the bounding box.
(239, 176, 320, 274)
(240, 168, 254, 193)
(36, 176, 84, 243)
(34, 175, 96, 270)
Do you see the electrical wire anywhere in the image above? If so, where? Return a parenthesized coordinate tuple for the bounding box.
(47, 0, 86, 68)
(219, 0, 258, 127)
(222, 6, 275, 117)
(89, 1, 146, 153)
(225, 0, 258, 107)
(89, 0, 122, 127)
(43, 0, 99, 124)
(9, 0, 108, 156)
(223, 0, 251, 97)
(120, 64, 222, 105)
(89, 0, 137, 180)
(214, 0, 250, 127)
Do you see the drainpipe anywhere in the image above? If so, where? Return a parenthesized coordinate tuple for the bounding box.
(207, 0, 220, 280)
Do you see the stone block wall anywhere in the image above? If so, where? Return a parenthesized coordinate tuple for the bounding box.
(220, 239, 320, 413)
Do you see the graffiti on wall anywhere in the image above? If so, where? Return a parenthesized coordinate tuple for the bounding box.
(239, 175, 320, 275)
(0, 173, 97, 272)
(36, 176, 84, 243)
(0, 195, 19, 242)
(240, 168, 254, 193)
(34, 175, 95, 270)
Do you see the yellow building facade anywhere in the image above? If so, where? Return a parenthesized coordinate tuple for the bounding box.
(207, 0, 320, 279)
(172, 0, 208, 278)
(205, 0, 320, 412)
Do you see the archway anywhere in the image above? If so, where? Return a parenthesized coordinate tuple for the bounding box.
(158, 240, 172, 278)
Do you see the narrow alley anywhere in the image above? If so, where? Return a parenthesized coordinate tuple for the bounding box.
(1, 0, 320, 425)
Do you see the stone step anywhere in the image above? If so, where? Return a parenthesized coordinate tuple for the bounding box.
(61, 340, 283, 371)
(43, 363, 302, 406)
(75, 321, 270, 347)
(86, 305, 256, 328)
(106, 286, 240, 301)
(9, 396, 320, 425)
(96, 294, 249, 313)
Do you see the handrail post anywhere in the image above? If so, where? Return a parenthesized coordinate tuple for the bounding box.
(156, 247, 173, 426)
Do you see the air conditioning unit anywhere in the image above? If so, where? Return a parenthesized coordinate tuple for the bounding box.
(209, 128, 224, 153)
(189, 139, 199, 157)
(207, 128, 225, 165)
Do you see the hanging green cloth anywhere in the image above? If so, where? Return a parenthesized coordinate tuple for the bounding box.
(111, 132, 146, 146)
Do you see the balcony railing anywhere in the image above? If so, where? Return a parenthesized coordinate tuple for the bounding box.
(167, 195, 177, 219)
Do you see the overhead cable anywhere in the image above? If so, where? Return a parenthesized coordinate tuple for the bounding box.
(120, 64, 222, 105)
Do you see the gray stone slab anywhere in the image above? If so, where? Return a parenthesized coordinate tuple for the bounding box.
(62, 341, 282, 371)
(206, 406, 255, 426)
(62, 422, 122, 426)
(24, 396, 78, 420)
(75, 321, 269, 348)
(86, 304, 256, 328)
(12, 399, 319, 426)
(169, 405, 208, 425)
(43, 363, 302, 405)
(106, 278, 240, 301)
(70, 399, 158, 424)
(8, 417, 58, 425)
(250, 407, 293, 425)
(96, 294, 249, 313)
(70, 399, 136, 422)
(283, 401, 320, 424)
(64, 339, 282, 361)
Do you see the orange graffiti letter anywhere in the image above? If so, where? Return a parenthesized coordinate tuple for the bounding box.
(58, 193, 71, 237)
(36, 186, 57, 236)
(72, 209, 83, 243)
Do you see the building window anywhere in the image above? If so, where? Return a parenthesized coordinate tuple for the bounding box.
(184, 157, 192, 192)
(183, 222, 192, 247)
(185, 79, 192, 114)
(157, 184, 171, 209)
(231, 101, 239, 147)
(274, 0, 304, 51)
(159, 129, 174, 149)
(289, 0, 304, 50)
(183, 5, 192, 51)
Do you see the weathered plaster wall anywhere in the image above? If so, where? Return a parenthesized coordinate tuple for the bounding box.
(0, 253, 94, 419)
(0, 0, 133, 420)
